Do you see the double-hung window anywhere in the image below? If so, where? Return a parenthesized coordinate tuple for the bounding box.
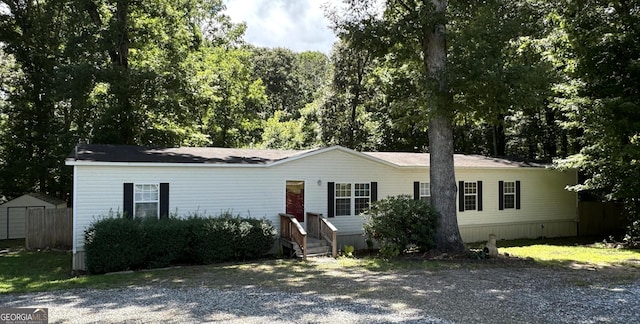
(419, 182, 431, 204)
(335, 183, 352, 216)
(332, 182, 374, 216)
(458, 181, 483, 212)
(413, 181, 431, 204)
(354, 183, 371, 215)
(464, 182, 477, 210)
(503, 181, 516, 209)
(499, 180, 520, 210)
(134, 184, 159, 219)
(335, 183, 371, 216)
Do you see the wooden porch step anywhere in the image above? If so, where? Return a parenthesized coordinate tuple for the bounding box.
(306, 238, 329, 248)
(285, 237, 331, 258)
(306, 245, 331, 255)
(305, 238, 331, 256)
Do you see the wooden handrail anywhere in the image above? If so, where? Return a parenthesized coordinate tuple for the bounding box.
(279, 213, 307, 259)
(306, 212, 338, 258)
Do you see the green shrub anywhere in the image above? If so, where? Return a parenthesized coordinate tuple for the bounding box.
(343, 245, 355, 258)
(236, 217, 278, 259)
(363, 195, 439, 258)
(141, 217, 189, 268)
(624, 200, 640, 248)
(190, 214, 276, 264)
(84, 217, 146, 274)
(190, 216, 237, 264)
(84, 212, 276, 274)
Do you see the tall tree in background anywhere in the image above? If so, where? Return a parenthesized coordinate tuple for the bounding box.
(0, 0, 253, 199)
(83, 0, 218, 145)
(317, 40, 381, 150)
(296, 51, 331, 104)
(250, 48, 329, 149)
(186, 46, 266, 147)
(335, 0, 466, 252)
(448, 0, 564, 160)
(249, 47, 305, 118)
(559, 0, 640, 242)
(0, 0, 74, 198)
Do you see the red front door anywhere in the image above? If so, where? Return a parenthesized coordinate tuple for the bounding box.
(286, 181, 305, 222)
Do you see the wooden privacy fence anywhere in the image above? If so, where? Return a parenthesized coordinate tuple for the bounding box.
(25, 208, 73, 250)
(578, 202, 627, 237)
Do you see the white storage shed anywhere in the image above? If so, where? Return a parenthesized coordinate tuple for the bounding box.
(0, 193, 67, 239)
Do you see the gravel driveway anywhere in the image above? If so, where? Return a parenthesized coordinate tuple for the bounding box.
(1, 260, 638, 323)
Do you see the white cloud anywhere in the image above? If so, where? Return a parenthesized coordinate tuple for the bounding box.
(224, 0, 341, 53)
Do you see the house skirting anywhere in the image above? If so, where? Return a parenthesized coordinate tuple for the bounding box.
(459, 219, 577, 243)
(73, 251, 86, 272)
(336, 220, 578, 250)
(336, 232, 369, 250)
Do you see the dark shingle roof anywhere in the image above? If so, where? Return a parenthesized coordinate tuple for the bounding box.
(67, 144, 545, 168)
(27, 193, 66, 206)
(365, 152, 544, 168)
(67, 144, 309, 164)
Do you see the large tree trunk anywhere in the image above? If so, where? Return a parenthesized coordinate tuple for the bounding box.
(424, 0, 466, 253)
(429, 116, 465, 252)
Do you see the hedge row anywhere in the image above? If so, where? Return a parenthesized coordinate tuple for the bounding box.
(84, 214, 276, 274)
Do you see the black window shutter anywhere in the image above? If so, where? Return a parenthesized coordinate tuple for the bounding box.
(160, 183, 169, 219)
(515, 180, 521, 210)
(458, 181, 465, 212)
(123, 183, 134, 219)
(327, 182, 335, 218)
(370, 182, 378, 203)
(477, 181, 483, 211)
(498, 181, 504, 210)
(413, 181, 420, 200)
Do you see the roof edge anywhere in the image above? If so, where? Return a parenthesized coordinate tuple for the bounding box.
(269, 146, 400, 168)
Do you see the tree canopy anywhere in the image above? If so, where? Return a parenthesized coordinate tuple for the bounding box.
(0, 0, 638, 242)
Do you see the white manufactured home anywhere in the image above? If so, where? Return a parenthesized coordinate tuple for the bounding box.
(66, 144, 578, 270)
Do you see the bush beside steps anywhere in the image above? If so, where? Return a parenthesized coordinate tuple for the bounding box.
(84, 212, 276, 274)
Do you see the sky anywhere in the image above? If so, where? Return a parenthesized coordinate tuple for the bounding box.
(224, 0, 342, 54)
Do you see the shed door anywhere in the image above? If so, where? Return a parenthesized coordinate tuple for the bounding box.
(286, 181, 305, 222)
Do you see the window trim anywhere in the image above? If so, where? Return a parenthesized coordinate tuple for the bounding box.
(458, 180, 483, 212)
(503, 181, 516, 209)
(354, 183, 371, 215)
(463, 181, 477, 211)
(335, 183, 353, 217)
(419, 182, 431, 203)
(499, 180, 521, 210)
(333, 182, 374, 216)
(134, 183, 160, 219)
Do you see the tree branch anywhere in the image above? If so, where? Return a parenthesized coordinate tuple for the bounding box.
(83, 0, 102, 27)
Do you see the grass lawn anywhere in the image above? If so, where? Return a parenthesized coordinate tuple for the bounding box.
(1, 236, 638, 295)
(495, 237, 640, 268)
